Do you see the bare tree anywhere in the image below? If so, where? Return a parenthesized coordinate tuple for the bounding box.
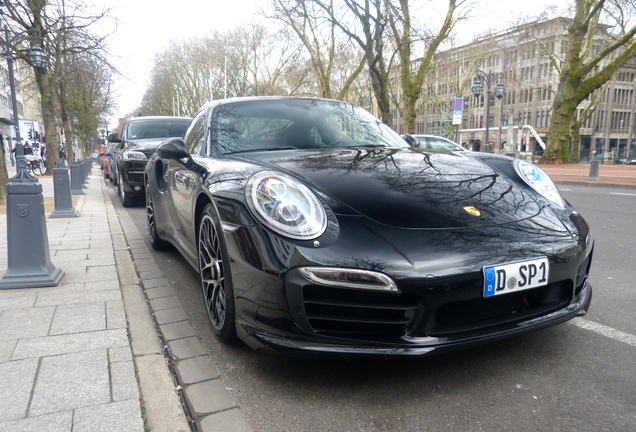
(544, 0, 636, 163)
(61, 50, 114, 161)
(389, 0, 469, 134)
(3, 0, 114, 173)
(269, 0, 366, 99)
(310, 0, 394, 123)
(140, 23, 311, 115)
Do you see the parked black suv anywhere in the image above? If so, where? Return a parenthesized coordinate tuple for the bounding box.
(109, 116, 192, 207)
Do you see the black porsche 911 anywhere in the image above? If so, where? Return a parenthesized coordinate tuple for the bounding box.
(145, 96, 593, 356)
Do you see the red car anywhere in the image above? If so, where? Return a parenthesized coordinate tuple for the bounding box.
(100, 143, 117, 184)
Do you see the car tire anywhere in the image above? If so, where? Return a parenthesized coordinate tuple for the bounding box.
(146, 184, 171, 250)
(118, 180, 136, 207)
(198, 203, 236, 342)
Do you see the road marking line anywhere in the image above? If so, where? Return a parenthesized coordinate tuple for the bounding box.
(570, 318, 636, 348)
(609, 192, 636, 197)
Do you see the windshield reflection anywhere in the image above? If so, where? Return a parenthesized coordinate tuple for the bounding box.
(210, 98, 408, 155)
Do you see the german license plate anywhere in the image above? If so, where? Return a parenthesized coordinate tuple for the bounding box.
(483, 258, 549, 298)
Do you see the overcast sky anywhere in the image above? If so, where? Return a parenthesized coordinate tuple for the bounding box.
(104, 0, 572, 130)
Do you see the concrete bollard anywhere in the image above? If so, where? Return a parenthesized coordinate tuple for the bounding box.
(50, 163, 80, 218)
(70, 162, 85, 195)
(586, 159, 600, 181)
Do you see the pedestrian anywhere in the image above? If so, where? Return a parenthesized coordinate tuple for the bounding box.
(23, 140, 34, 155)
(59, 146, 66, 165)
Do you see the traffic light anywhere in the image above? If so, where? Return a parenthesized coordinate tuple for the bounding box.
(28, 130, 32, 140)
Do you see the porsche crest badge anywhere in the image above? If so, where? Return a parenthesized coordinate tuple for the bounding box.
(463, 206, 481, 217)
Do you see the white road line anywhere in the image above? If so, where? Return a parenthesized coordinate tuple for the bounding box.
(569, 318, 636, 348)
(609, 192, 636, 197)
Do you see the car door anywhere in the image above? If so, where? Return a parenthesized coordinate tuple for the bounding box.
(166, 110, 207, 255)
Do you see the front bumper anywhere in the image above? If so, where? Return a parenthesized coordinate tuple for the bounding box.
(223, 203, 594, 357)
(118, 159, 146, 193)
(237, 280, 592, 356)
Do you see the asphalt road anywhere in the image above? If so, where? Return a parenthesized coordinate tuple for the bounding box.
(122, 184, 636, 432)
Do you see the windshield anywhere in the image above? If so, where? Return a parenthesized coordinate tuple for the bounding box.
(211, 98, 408, 155)
(126, 118, 191, 140)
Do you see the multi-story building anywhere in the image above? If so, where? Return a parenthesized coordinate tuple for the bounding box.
(392, 17, 636, 162)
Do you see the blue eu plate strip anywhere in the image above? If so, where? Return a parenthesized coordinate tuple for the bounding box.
(483, 267, 496, 298)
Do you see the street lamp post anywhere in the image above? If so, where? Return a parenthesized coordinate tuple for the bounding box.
(471, 69, 506, 152)
(0, 7, 64, 289)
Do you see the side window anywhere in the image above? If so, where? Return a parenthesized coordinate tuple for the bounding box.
(184, 111, 206, 155)
(429, 138, 458, 151)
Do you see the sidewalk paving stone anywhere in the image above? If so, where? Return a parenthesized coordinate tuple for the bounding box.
(106, 299, 128, 329)
(0, 340, 16, 362)
(1, 357, 38, 421)
(11, 328, 129, 360)
(111, 360, 140, 401)
(49, 302, 106, 335)
(29, 350, 110, 416)
(73, 400, 144, 432)
(0, 307, 55, 340)
(0, 411, 72, 432)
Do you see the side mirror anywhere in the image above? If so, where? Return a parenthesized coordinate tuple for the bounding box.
(107, 132, 122, 143)
(401, 134, 420, 148)
(157, 138, 190, 160)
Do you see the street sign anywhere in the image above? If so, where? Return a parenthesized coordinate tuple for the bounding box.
(452, 97, 463, 125)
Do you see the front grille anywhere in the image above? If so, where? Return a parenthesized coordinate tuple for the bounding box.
(127, 172, 144, 184)
(427, 281, 572, 336)
(302, 285, 419, 338)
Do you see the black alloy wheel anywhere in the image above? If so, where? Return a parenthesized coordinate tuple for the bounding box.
(146, 184, 170, 250)
(198, 203, 236, 341)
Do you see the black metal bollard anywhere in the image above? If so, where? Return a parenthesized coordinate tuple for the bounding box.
(70, 162, 85, 195)
(50, 162, 80, 218)
(586, 159, 600, 181)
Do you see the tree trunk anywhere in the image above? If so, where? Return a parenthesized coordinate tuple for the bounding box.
(570, 122, 581, 163)
(35, 69, 60, 175)
(543, 93, 574, 164)
(0, 148, 8, 204)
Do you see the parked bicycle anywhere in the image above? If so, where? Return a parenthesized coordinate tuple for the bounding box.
(24, 155, 44, 175)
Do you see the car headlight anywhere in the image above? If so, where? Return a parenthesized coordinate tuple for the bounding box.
(514, 160, 564, 207)
(246, 171, 327, 240)
(122, 150, 147, 161)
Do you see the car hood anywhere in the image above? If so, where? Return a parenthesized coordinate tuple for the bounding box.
(126, 138, 171, 157)
(229, 147, 544, 229)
